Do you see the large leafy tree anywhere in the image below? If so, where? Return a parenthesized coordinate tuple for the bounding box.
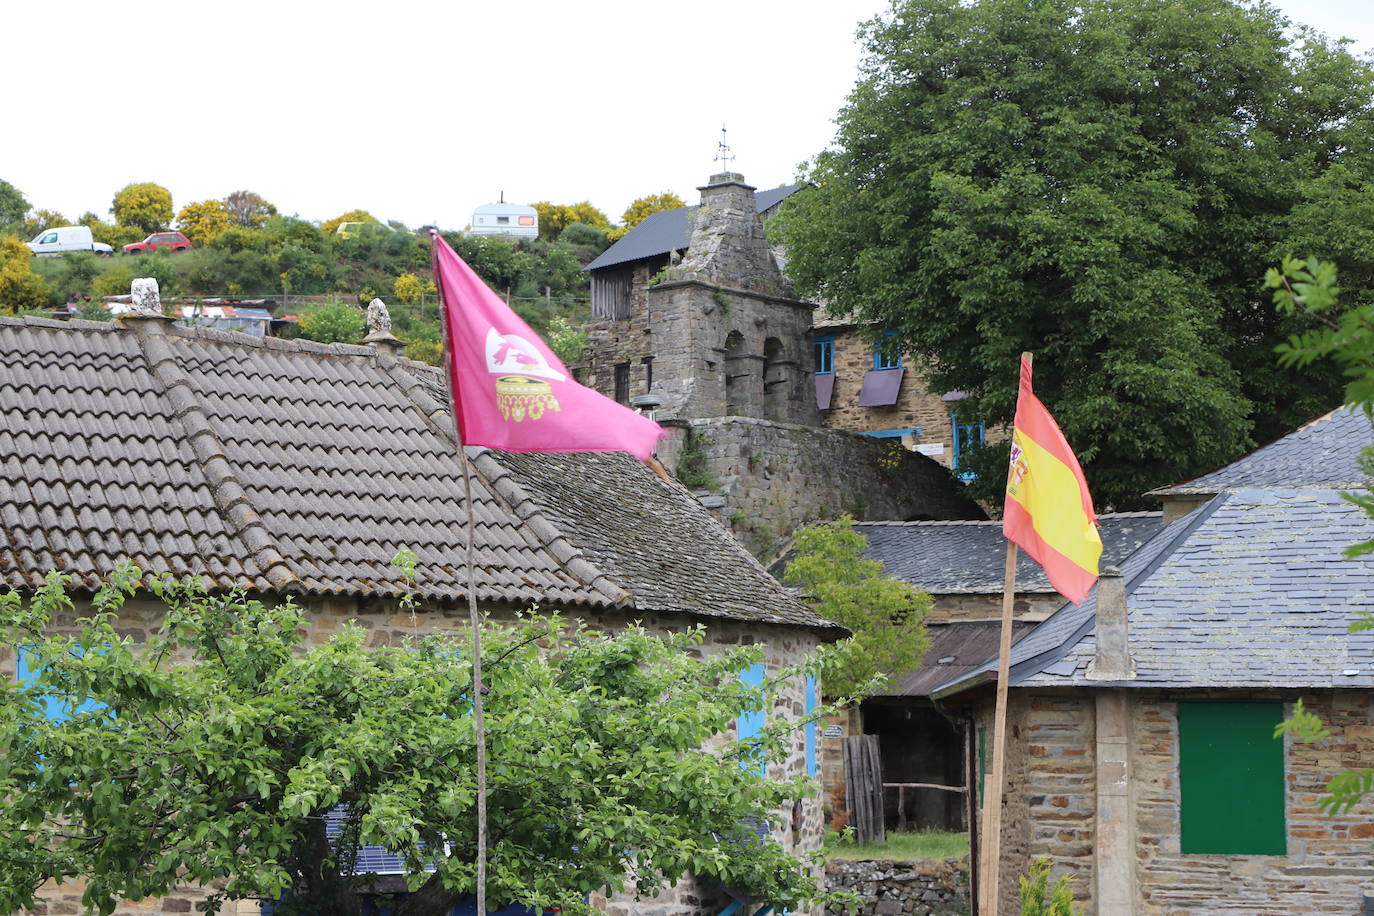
(0, 566, 838, 916)
(0, 234, 49, 312)
(607, 192, 686, 241)
(531, 201, 611, 241)
(224, 190, 277, 228)
(0, 180, 29, 235)
(176, 200, 232, 246)
(774, 0, 1374, 508)
(112, 183, 174, 234)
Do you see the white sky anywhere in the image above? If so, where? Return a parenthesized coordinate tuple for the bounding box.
(7, 0, 1372, 232)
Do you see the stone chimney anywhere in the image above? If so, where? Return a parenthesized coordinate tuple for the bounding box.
(670, 172, 792, 297)
(1086, 566, 1135, 680)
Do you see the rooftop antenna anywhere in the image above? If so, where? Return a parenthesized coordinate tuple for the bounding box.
(713, 125, 735, 171)
(499, 190, 505, 204)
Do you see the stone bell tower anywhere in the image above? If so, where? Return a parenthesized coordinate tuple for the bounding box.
(647, 172, 819, 425)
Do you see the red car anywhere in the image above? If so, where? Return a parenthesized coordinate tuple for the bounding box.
(123, 231, 192, 254)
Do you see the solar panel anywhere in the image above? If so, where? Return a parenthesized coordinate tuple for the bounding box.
(325, 807, 409, 876)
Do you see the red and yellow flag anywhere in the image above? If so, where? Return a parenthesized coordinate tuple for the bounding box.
(1003, 355, 1102, 604)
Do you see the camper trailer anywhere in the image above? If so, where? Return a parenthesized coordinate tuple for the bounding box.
(466, 199, 538, 238)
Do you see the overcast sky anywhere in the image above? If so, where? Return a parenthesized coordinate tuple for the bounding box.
(8, 0, 1372, 232)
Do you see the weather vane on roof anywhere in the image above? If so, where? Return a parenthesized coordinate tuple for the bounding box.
(714, 125, 735, 170)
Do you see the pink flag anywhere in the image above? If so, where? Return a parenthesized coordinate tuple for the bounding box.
(431, 232, 665, 460)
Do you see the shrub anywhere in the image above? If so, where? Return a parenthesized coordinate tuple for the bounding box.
(298, 300, 364, 344)
(0, 235, 49, 312)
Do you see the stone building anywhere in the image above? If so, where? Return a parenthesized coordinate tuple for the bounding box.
(812, 316, 994, 476)
(797, 515, 1162, 836)
(581, 175, 984, 554)
(934, 405, 1374, 915)
(0, 308, 844, 916)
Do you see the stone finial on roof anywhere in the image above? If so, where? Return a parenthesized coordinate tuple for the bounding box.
(363, 298, 403, 355)
(117, 277, 174, 332)
(130, 278, 162, 316)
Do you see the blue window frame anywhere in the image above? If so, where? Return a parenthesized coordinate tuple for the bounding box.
(814, 335, 835, 375)
(951, 414, 986, 482)
(805, 675, 818, 778)
(873, 330, 902, 370)
(738, 663, 766, 776)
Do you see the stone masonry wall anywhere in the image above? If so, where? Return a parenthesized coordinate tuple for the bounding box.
(583, 259, 661, 401)
(4, 596, 827, 916)
(824, 858, 970, 916)
(928, 592, 1065, 625)
(656, 417, 984, 559)
(818, 326, 1007, 471)
(975, 690, 1374, 916)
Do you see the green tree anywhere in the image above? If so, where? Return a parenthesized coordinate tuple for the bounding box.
(112, 183, 174, 234)
(784, 515, 930, 696)
(773, 0, 1374, 509)
(176, 199, 232, 247)
(322, 209, 378, 236)
(0, 180, 29, 235)
(224, 190, 277, 228)
(0, 234, 49, 312)
(22, 210, 69, 238)
(298, 300, 365, 343)
(532, 201, 610, 241)
(608, 191, 685, 241)
(0, 565, 838, 916)
(79, 212, 143, 250)
(546, 315, 588, 365)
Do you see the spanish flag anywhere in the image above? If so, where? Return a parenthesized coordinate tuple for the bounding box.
(1003, 355, 1102, 604)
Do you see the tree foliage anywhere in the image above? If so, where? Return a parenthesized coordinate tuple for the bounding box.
(0, 234, 49, 312)
(0, 566, 837, 916)
(608, 192, 686, 241)
(774, 0, 1374, 508)
(224, 190, 277, 228)
(79, 213, 142, 250)
(784, 516, 930, 696)
(322, 210, 378, 236)
(22, 210, 69, 239)
(176, 200, 232, 247)
(298, 300, 365, 344)
(112, 183, 174, 234)
(532, 201, 610, 241)
(0, 180, 29, 235)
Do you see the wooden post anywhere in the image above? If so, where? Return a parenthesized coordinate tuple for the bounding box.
(979, 350, 1031, 915)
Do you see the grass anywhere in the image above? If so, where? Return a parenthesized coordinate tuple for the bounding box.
(827, 828, 970, 861)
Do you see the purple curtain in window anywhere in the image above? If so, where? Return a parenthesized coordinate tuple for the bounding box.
(815, 374, 835, 410)
(857, 368, 904, 406)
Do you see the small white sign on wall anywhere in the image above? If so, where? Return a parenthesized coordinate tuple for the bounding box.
(822, 725, 844, 738)
(915, 442, 945, 457)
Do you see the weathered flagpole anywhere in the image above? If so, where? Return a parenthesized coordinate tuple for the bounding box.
(432, 230, 488, 915)
(979, 351, 1030, 916)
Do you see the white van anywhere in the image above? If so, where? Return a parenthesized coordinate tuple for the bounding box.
(27, 226, 114, 257)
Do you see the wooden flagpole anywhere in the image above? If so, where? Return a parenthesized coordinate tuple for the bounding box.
(979, 351, 1030, 916)
(460, 451, 488, 916)
(432, 230, 488, 915)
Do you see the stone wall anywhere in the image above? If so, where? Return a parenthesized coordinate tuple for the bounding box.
(583, 259, 661, 402)
(656, 417, 984, 559)
(5, 596, 828, 916)
(824, 858, 970, 916)
(928, 592, 1065, 625)
(971, 690, 1374, 915)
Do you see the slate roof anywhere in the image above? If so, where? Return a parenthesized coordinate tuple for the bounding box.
(935, 405, 1374, 695)
(1152, 404, 1372, 495)
(584, 184, 806, 273)
(0, 314, 838, 632)
(854, 513, 1163, 595)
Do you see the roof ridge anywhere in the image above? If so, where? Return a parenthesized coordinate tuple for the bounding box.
(379, 358, 632, 607)
(129, 324, 300, 590)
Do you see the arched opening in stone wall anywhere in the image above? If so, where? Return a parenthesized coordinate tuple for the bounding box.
(723, 330, 746, 416)
(762, 336, 786, 421)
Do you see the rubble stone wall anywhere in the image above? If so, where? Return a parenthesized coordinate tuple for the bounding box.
(656, 417, 984, 558)
(823, 857, 970, 916)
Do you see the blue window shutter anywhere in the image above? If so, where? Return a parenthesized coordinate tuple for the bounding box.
(738, 663, 766, 775)
(16, 647, 100, 722)
(805, 675, 818, 778)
